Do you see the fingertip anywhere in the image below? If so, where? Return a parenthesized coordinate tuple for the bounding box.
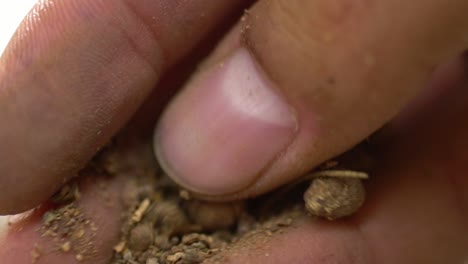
(155, 48, 297, 196)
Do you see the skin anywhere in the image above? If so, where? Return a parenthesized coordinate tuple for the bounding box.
(0, 0, 467, 263)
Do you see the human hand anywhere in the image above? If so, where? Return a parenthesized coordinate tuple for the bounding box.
(0, 0, 467, 263)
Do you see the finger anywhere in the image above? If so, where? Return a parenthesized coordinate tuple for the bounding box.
(0, 0, 246, 214)
(155, 0, 468, 198)
(204, 57, 468, 264)
(0, 173, 125, 264)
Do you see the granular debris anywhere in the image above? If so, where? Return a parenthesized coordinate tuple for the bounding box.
(35, 199, 98, 263)
(106, 139, 370, 263)
(96, 139, 306, 264)
(33, 133, 371, 264)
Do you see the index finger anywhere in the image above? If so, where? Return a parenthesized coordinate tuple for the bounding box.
(0, 0, 246, 214)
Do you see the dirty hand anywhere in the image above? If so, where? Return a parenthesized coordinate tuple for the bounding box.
(1, 0, 468, 263)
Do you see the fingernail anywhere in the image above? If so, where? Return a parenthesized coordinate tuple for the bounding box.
(155, 48, 297, 195)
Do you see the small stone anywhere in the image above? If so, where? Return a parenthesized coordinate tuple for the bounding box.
(132, 198, 151, 223)
(166, 252, 185, 263)
(128, 223, 154, 251)
(42, 212, 56, 226)
(74, 229, 85, 239)
(179, 189, 191, 200)
(60, 241, 71, 252)
(154, 235, 171, 250)
(145, 201, 189, 235)
(113, 240, 126, 253)
(122, 249, 133, 260)
(31, 244, 41, 263)
(181, 233, 212, 246)
(183, 249, 205, 263)
(75, 254, 84, 261)
(146, 258, 159, 264)
(304, 177, 365, 220)
(185, 200, 243, 230)
(51, 182, 80, 204)
(170, 236, 180, 245)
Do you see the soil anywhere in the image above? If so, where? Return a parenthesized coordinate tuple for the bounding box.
(33, 134, 373, 264)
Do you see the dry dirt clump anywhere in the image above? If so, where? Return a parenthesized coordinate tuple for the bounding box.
(105, 145, 256, 264)
(33, 135, 372, 264)
(105, 140, 371, 264)
(94, 140, 309, 264)
(110, 175, 302, 264)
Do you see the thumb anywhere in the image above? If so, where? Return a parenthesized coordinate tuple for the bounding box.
(155, 0, 468, 198)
